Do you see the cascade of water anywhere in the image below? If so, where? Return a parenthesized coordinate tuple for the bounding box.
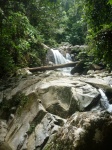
(66, 53, 72, 61)
(51, 49, 72, 73)
(51, 49, 70, 64)
(98, 88, 112, 114)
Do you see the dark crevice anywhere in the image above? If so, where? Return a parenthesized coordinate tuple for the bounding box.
(27, 110, 47, 135)
(36, 136, 49, 150)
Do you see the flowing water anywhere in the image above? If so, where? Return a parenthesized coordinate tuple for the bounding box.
(51, 49, 72, 74)
(98, 88, 112, 114)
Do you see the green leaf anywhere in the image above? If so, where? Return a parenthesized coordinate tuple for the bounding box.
(108, 0, 112, 4)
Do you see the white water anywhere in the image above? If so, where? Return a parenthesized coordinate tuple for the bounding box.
(98, 88, 112, 114)
(66, 53, 72, 61)
(51, 49, 72, 73)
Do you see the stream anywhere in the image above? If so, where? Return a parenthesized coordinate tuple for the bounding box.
(0, 49, 112, 150)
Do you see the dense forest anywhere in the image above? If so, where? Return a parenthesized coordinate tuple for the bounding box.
(0, 0, 112, 77)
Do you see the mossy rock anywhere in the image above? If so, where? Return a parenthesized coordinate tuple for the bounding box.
(0, 142, 12, 150)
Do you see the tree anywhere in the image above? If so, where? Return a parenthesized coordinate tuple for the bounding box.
(55, 0, 87, 45)
(0, 0, 61, 77)
(83, 0, 112, 69)
(109, 0, 112, 4)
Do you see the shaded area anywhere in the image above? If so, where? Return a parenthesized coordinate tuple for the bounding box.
(43, 111, 112, 150)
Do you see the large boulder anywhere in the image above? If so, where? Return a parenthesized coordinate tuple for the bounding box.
(81, 78, 112, 92)
(71, 61, 86, 75)
(0, 120, 12, 150)
(0, 120, 7, 142)
(0, 71, 112, 149)
(46, 49, 55, 64)
(44, 111, 112, 150)
(37, 77, 99, 118)
(5, 93, 47, 149)
(3, 87, 65, 150)
(27, 113, 66, 150)
(1, 72, 100, 119)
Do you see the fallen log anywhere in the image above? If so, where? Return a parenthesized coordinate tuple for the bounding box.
(28, 61, 79, 72)
(41, 43, 50, 49)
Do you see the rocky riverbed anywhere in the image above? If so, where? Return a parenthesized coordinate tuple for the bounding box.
(0, 69, 112, 150)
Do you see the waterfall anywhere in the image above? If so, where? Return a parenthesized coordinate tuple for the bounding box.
(66, 53, 72, 61)
(98, 88, 112, 114)
(51, 49, 72, 73)
(51, 49, 70, 64)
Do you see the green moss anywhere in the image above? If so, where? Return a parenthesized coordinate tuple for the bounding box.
(57, 87, 71, 104)
(15, 92, 39, 116)
(27, 124, 35, 135)
(15, 93, 29, 116)
(27, 109, 46, 135)
(0, 93, 29, 120)
(44, 133, 74, 150)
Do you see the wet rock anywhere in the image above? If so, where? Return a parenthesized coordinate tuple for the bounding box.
(71, 61, 86, 75)
(46, 49, 55, 64)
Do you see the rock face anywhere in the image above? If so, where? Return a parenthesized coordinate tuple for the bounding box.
(0, 142, 12, 150)
(37, 76, 99, 117)
(44, 111, 112, 150)
(46, 49, 55, 64)
(0, 120, 12, 150)
(0, 70, 112, 149)
(0, 120, 7, 142)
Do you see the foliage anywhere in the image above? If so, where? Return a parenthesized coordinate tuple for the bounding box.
(55, 0, 87, 45)
(26, 0, 61, 46)
(108, 0, 112, 4)
(0, 93, 28, 120)
(83, 0, 112, 69)
(0, 0, 61, 77)
(1, 0, 112, 75)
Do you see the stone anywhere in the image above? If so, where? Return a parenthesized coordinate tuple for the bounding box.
(34, 113, 66, 149)
(0, 92, 3, 103)
(5, 93, 47, 150)
(46, 49, 55, 64)
(0, 120, 7, 142)
(16, 68, 32, 76)
(71, 61, 86, 75)
(82, 78, 112, 92)
(38, 78, 99, 117)
(0, 70, 112, 149)
(0, 142, 12, 150)
(44, 111, 112, 150)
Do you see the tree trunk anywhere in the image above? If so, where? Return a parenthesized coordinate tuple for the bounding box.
(28, 61, 79, 72)
(41, 43, 50, 49)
